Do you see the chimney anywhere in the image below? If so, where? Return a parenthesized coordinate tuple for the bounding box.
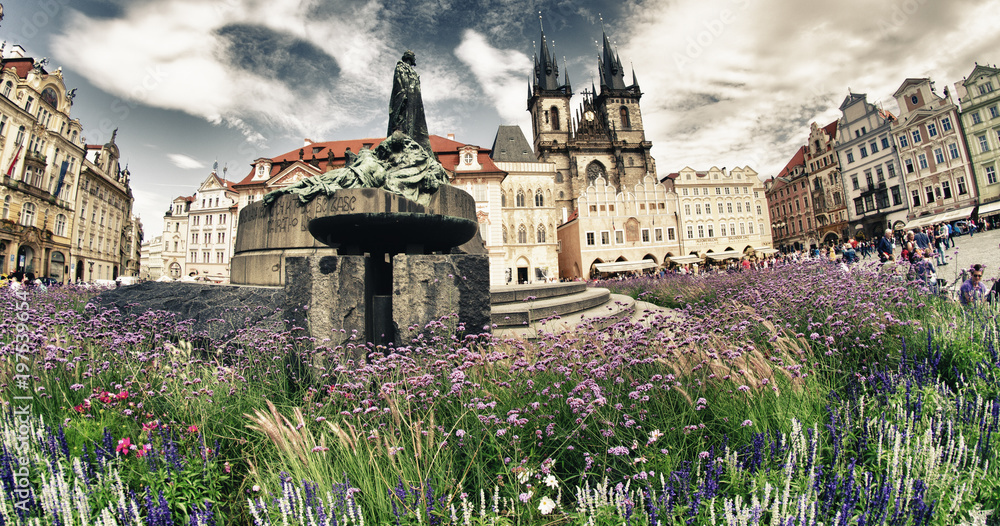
(304, 138, 314, 146)
(8, 45, 25, 58)
(447, 133, 455, 141)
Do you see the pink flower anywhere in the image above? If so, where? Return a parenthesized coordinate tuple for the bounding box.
(188, 425, 199, 434)
(741, 420, 753, 427)
(135, 444, 152, 458)
(116, 437, 132, 456)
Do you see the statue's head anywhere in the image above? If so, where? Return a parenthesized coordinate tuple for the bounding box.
(402, 50, 416, 66)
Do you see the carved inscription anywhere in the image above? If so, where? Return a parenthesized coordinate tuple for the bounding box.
(328, 195, 357, 213)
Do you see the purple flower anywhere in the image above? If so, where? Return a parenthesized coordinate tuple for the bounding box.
(741, 420, 753, 427)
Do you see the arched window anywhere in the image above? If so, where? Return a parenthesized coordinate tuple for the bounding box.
(20, 202, 36, 227)
(537, 224, 546, 243)
(550, 106, 560, 130)
(517, 224, 527, 244)
(2, 196, 9, 220)
(502, 224, 508, 243)
(2, 81, 11, 98)
(169, 262, 182, 278)
(500, 191, 507, 207)
(586, 161, 606, 185)
(55, 214, 67, 236)
(14, 125, 25, 145)
(515, 190, 525, 207)
(534, 189, 544, 207)
(619, 106, 631, 129)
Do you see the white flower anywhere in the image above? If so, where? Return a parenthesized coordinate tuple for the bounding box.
(543, 474, 558, 488)
(516, 469, 532, 484)
(538, 496, 557, 515)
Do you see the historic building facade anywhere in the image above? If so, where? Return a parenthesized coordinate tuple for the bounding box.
(671, 166, 773, 260)
(955, 64, 1000, 210)
(765, 147, 817, 251)
(139, 234, 163, 280)
(528, 29, 657, 222)
(184, 167, 239, 281)
(891, 78, 978, 225)
(161, 196, 191, 279)
(0, 46, 87, 281)
(835, 93, 908, 240)
(73, 132, 135, 282)
(491, 125, 559, 285)
(804, 121, 849, 244)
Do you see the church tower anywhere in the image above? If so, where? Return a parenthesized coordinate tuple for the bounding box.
(527, 26, 572, 159)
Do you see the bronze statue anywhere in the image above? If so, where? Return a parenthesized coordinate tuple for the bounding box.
(387, 50, 434, 158)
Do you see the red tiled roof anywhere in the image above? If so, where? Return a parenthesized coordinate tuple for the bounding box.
(822, 120, 838, 138)
(778, 146, 806, 178)
(232, 135, 503, 187)
(1, 58, 37, 79)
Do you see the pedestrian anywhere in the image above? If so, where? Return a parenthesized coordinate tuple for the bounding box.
(945, 222, 955, 248)
(877, 228, 895, 263)
(959, 264, 988, 306)
(934, 223, 948, 266)
(914, 228, 930, 251)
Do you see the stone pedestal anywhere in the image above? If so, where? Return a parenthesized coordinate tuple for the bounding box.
(393, 254, 491, 344)
(283, 255, 367, 356)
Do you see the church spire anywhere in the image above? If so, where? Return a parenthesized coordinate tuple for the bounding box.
(598, 31, 627, 91)
(531, 13, 569, 93)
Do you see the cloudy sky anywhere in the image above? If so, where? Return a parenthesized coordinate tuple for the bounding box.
(3, 0, 998, 237)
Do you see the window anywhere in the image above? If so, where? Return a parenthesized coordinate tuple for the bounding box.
(898, 134, 908, 147)
(725, 187, 730, 194)
(881, 137, 890, 149)
(218, 233, 225, 244)
(54, 214, 67, 236)
(846, 152, 855, 163)
(740, 223, 746, 235)
(972, 112, 982, 125)
(534, 190, 544, 207)
(25, 96, 33, 113)
(860, 146, 868, 158)
(203, 251, 210, 263)
(748, 223, 754, 234)
(942, 180, 952, 199)
(220, 214, 226, 225)
(905, 159, 914, 173)
(942, 117, 952, 131)
(926, 123, 937, 137)
(991, 106, 1000, 119)
(981, 83, 996, 95)
(934, 148, 944, 164)
(737, 202, 743, 213)
(756, 205, 762, 215)
(865, 170, 874, 188)
(654, 228, 663, 241)
(958, 176, 968, 195)
(925, 186, 934, 203)
(949, 143, 960, 160)
(20, 202, 36, 227)
(855, 198, 865, 215)
(615, 230, 624, 244)
(641, 228, 650, 242)
(851, 174, 859, 190)
(536, 225, 546, 243)
(875, 166, 884, 181)
(918, 154, 928, 169)
(586, 232, 595, 246)
(1, 196, 8, 219)
(667, 228, 676, 241)
(684, 204, 691, 216)
(891, 185, 902, 206)
(979, 134, 990, 153)
(14, 125, 25, 145)
(500, 192, 507, 207)
(695, 204, 701, 215)
(550, 106, 560, 130)
(912, 130, 922, 143)
(721, 223, 727, 236)
(1, 81, 10, 98)
(515, 190, 525, 207)
(601, 231, 610, 245)
(206, 215, 213, 226)
(217, 252, 225, 264)
(716, 187, 721, 195)
(517, 225, 527, 244)
(987, 166, 998, 185)
(911, 189, 920, 207)
(864, 194, 875, 211)
(682, 188, 688, 196)
(704, 203, 711, 214)
(697, 225, 704, 238)
(870, 141, 879, 153)
(619, 106, 630, 129)
(686, 226, 694, 239)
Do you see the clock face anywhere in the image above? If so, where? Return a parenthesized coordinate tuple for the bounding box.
(584, 110, 595, 122)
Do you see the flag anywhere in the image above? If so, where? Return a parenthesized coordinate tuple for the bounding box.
(53, 160, 69, 197)
(6, 144, 22, 177)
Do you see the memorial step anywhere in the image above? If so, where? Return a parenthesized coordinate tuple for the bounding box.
(491, 287, 611, 328)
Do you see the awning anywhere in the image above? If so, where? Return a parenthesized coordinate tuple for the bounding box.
(754, 246, 780, 255)
(593, 260, 658, 273)
(668, 255, 703, 265)
(706, 249, 743, 261)
(906, 205, 977, 230)
(979, 201, 1000, 216)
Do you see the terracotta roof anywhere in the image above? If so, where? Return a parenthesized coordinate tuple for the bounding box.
(1, 58, 37, 79)
(778, 146, 806, 178)
(822, 120, 838, 138)
(233, 134, 503, 188)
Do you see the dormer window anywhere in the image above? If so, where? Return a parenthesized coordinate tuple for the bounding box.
(464, 152, 474, 165)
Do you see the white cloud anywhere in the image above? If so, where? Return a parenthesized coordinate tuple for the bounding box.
(618, 0, 1000, 177)
(167, 153, 205, 170)
(455, 30, 533, 133)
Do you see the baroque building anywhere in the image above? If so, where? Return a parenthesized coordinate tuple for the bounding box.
(765, 147, 816, 251)
(161, 196, 191, 279)
(954, 64, 1000, 215)
(804, 121, 849, 244)
(0, 46, 85, 281)
(891, 78, 978, 227)
(670, 166, 774, 261)
(491, 125, 559, 285)
(528, 28, 656, 222)
(834, 93, 908, 240)
(184, 166, 238, 281)
(73, 131, 134, 282)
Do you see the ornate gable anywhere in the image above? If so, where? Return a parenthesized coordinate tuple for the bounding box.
(267, 162, 323, 190)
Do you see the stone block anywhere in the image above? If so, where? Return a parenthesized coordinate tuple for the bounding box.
(283, 255, 367, 353)
(392, 254, 491, 345)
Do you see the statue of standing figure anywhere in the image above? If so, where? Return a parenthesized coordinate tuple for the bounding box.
(388, 50, 434, 158)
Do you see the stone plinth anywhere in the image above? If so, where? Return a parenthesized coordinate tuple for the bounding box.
(393, 254, 491, 344)
(233, 186, 486, 286)
(283, 255, 367, 354)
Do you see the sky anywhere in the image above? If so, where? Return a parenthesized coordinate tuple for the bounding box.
(2, 0, 999, 238)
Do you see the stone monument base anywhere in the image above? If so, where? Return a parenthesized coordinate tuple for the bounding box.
(284, 253, 489, 354)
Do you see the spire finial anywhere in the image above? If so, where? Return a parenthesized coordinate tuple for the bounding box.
(539, 11, 543, 32)
(599, 13, 605, 33)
